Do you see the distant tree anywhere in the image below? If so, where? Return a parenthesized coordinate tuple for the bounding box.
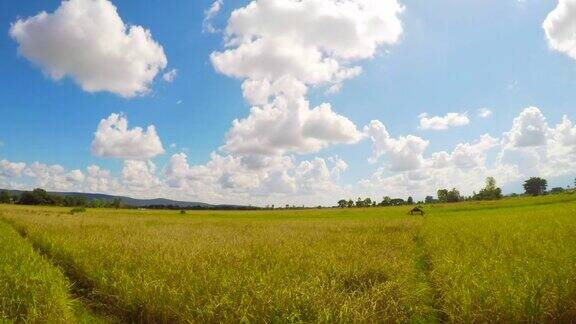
(372, 201, 376, 207)
(337, 199, 348, 208)
(347, 199, 354, 208)
(425, 196, 435, 204)
(380, 196, 392, 206)
(437, 189, 449, 203)
(363, 198, 372, 207)
(523, 177, 547, 196)
(0, 191, 11, 204)
(549, 187, 565, 194)
(390, 198, 405, 206)
(446, 188, 461, 203)
(407, 196, 414, 205)
(111, 198, 122, 209)
(19, 188, 53, 205)
(474, 177, 503, 201)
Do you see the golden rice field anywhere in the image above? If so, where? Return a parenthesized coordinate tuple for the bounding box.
(0, 193, 575, 323)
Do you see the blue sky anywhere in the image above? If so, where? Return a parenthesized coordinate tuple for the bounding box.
(0, 0, 575, 205)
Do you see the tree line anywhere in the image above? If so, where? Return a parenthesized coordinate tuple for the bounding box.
(336, 176, 575, 208)
(0, 188, 122, 208)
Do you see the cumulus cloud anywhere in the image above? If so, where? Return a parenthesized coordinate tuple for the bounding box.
(418, 112, 470, 130)
(209, 0, 404, 156)
(498, 107, 576, 178)
(361, 107, 576, 200)
(10, 0, 167, 97)
(24, 162, 84, 191)
(223, 95, 363, 156)
(543, 0, 576, 60)
(447, 134, 499, 170)
(86, 165, 120, 193)
(0, 159, 26, 178)
(203, 0, 224, 33)
(212, 0, 403, 90)
(477, 108, 493, 118)
(122, 160, 160, 191)
(91, 113, 164, 160)
(364, 120, 429, 171)
(503, 106, 548, 148)
(163, 151, 347, 202)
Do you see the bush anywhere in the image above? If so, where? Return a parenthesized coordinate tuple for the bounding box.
(180, 210, 186, 215)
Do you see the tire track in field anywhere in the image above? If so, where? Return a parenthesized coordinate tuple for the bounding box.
(1, 219, 124, 324)
(413, 226, 448, 323)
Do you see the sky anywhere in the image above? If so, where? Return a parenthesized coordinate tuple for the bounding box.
(1, 0, 575, 206)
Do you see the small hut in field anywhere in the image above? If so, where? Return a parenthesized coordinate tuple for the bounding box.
(408, 206, 425, 216)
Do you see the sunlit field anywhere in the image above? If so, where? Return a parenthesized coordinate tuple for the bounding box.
(1, 193, 575, 323)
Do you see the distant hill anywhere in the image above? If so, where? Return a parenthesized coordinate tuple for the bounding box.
(1, 189, 224, 208)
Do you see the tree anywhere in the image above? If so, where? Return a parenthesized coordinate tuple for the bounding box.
(446, 188, 461, 203)
(0, 191, 11, 204)
(380, 196, 392, 206)
(407, 196, 414, 205)
(18, 188, 53, 205)
(425, 196, 435, 204)
(390, 198, 405, 206)
(347, 199, 354, 208)
(549, 187, 565, 194)
(523, 177, 547, 196)
(111, 198, 122, 209)
(363, 198, 372, 207)
(437, 189, 449, 203)
(474, 177, 503, 201)
(337, 199, 348, 208)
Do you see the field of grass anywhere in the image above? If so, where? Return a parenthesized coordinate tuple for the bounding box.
(0, 193, 575, 322)
(0, 217, 106, 323)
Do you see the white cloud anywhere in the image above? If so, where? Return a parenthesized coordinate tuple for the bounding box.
(554, 115, 576, 148)
(162, 69, 178, 83)
(418, 112, 470, 130)
(163, 152, 347, 203)
(24, 162, 83, 191)
(209, 0, 404, 157)
(0, 159, 26, 178)
(222, 95, 363, 156)
(477, 108, 493, 118)
(203, 0, 224, 33)
(449, 134, 499, 170)
(360, 107, 576, 201)
(364, 120, 429, 171)
(86, 165, 120, 193)
(10, 0, 167, 97)
(91, 113, 164, 160)
(211, 0, 403, 91)
(543, 0, 576, 60)
(503, 106, 548, 148)
(498, 107, 576, 178)
(122, 160, 160, 191)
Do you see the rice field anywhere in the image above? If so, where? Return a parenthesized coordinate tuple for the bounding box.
(0, 193, 575, 323)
